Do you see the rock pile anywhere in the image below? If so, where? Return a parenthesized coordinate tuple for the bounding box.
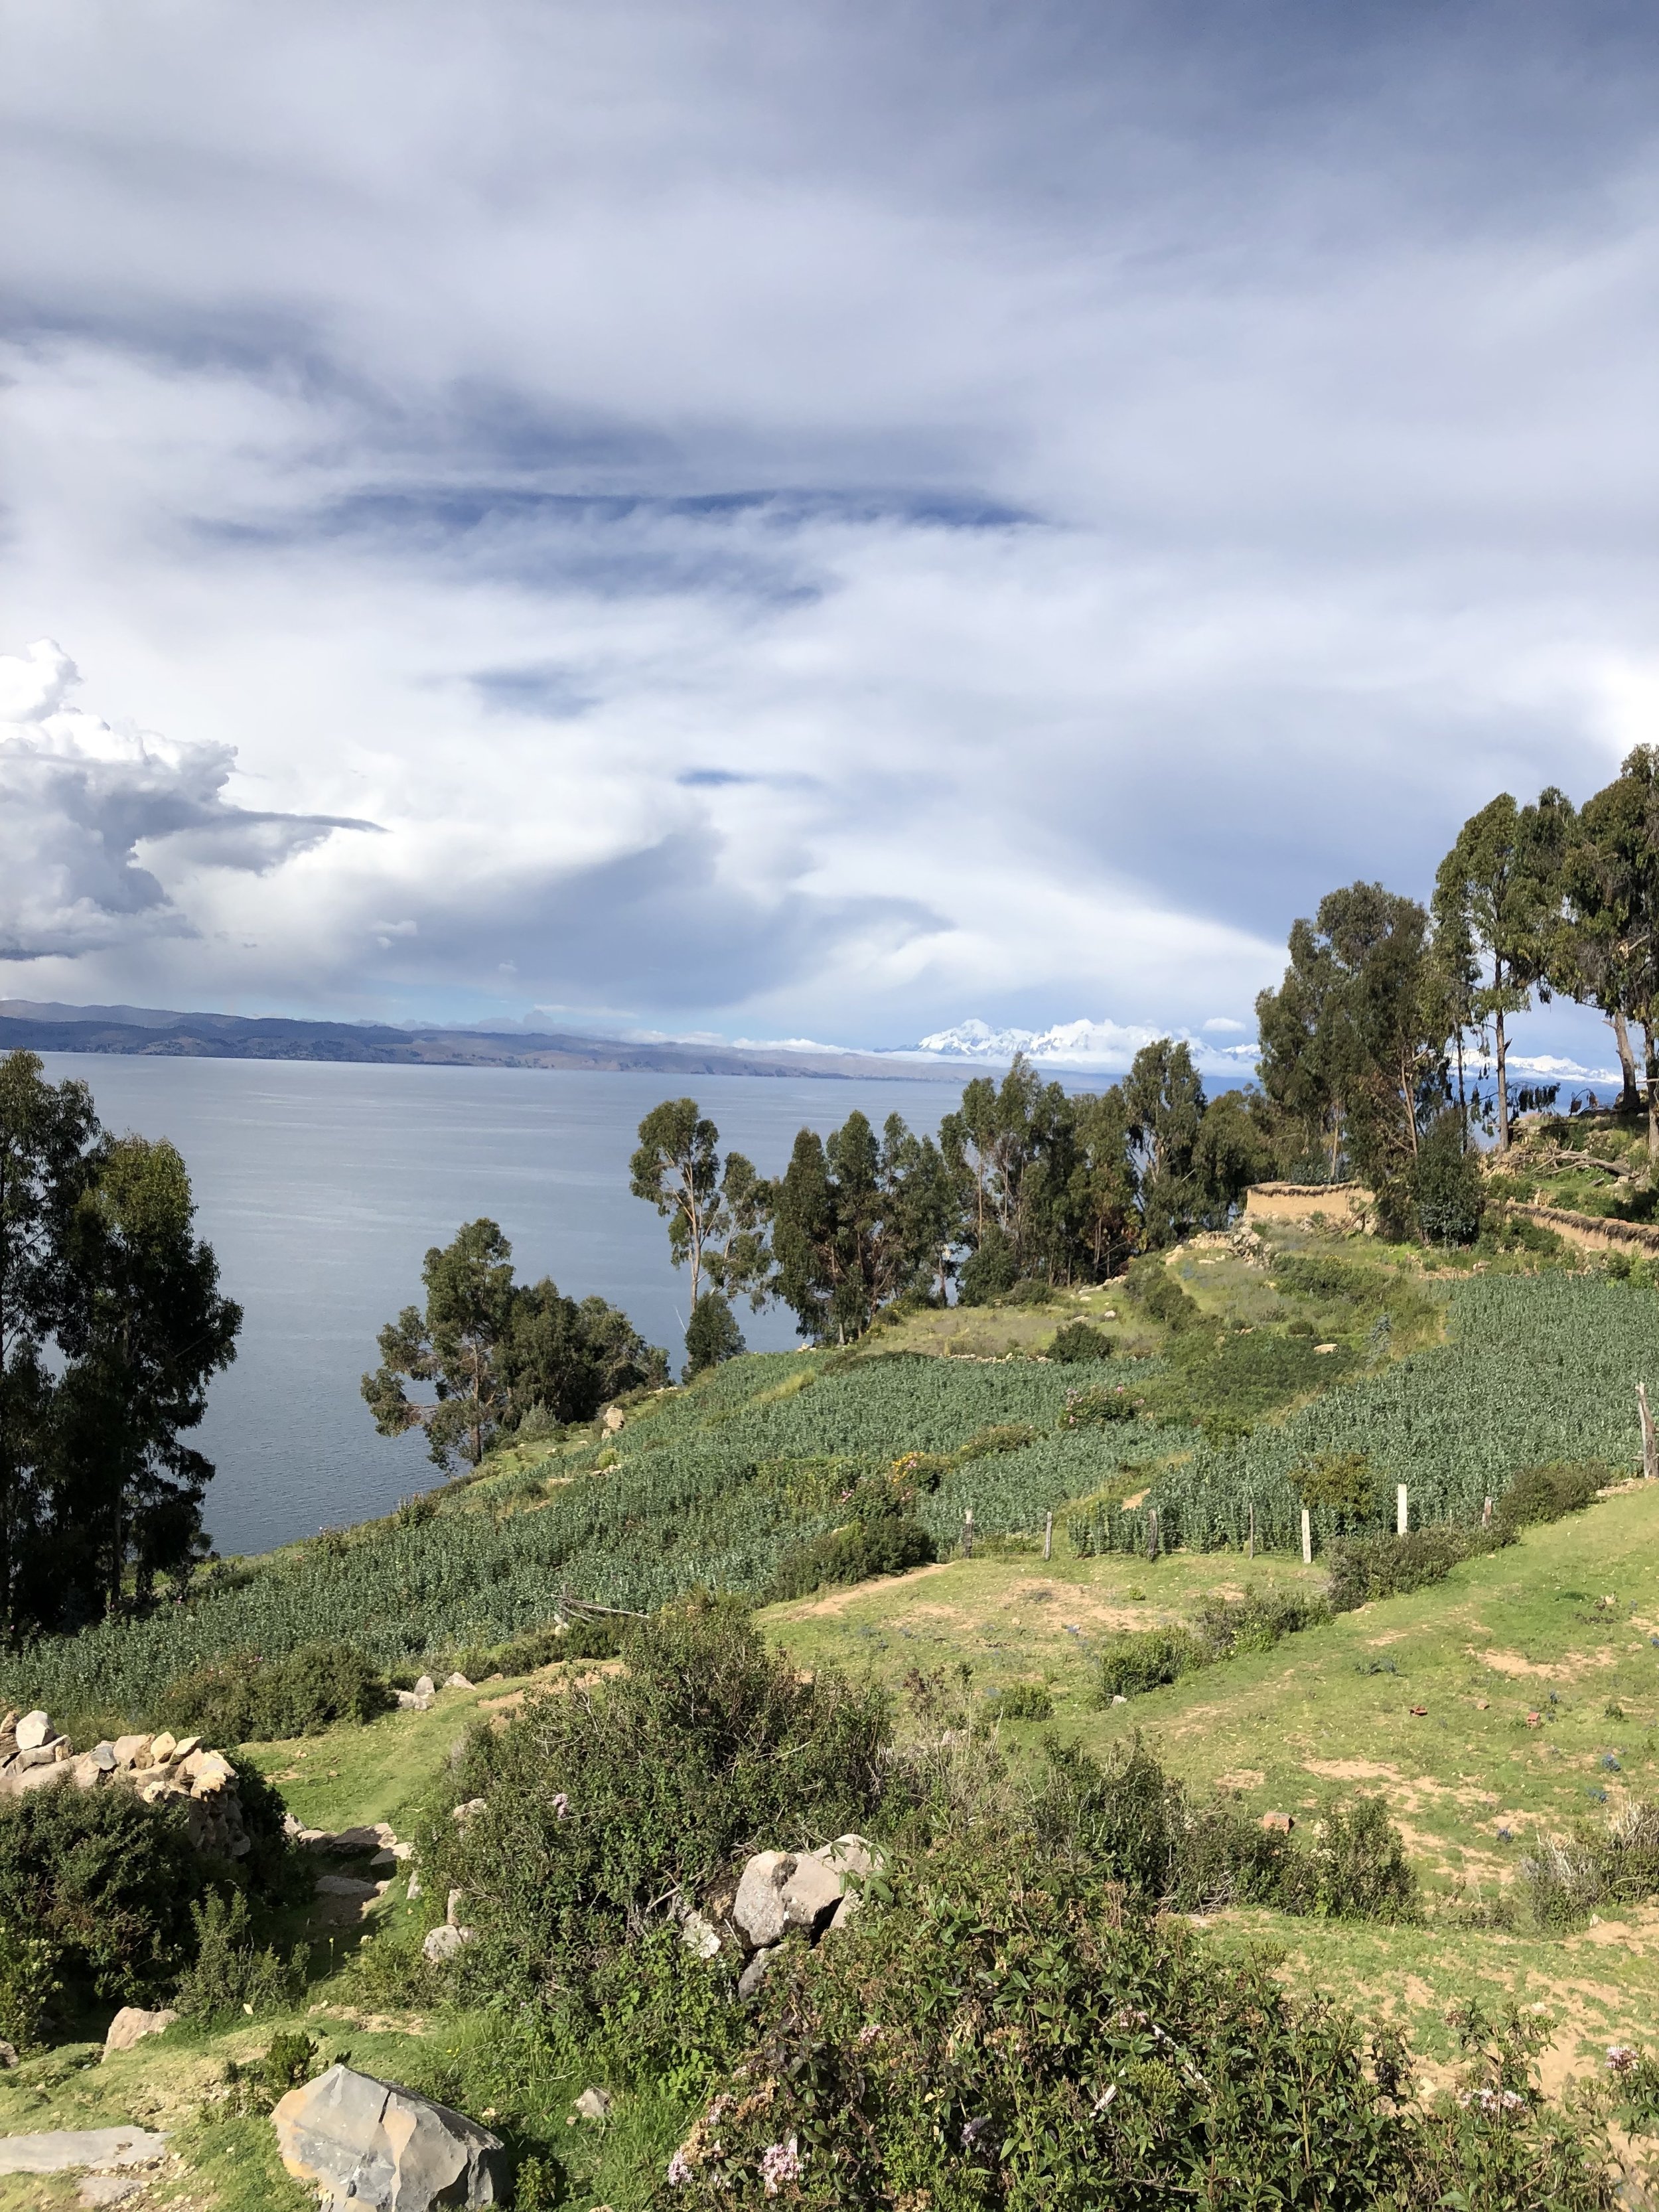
(0, 1711, 253, 1856)
(680, 1834, 883, 2000)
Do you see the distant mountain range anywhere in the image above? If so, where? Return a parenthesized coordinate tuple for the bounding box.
(0, 1000, 968, 1081)
(0, 1000, 1269, 1081)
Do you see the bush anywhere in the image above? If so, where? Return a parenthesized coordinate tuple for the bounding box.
(1520, 1798, 1659, 1930)
(1128, 1263, 1204, 1332)
(989, 1682, 1052, 1722)
(0, 1923, 61, 2050)
(1498, 1460, 1607, 1530)
(1310, 1795, 1417, 1921)
(664, 1824, 1577, 2209)
(1047, 1321, 1113, 1363)
(0, 1784, 208, 2005)
(1060, 1382, 1140, 1426)
(428, 1597, 889, 2037)
(956, 1228, 1018, 1306)
(174, 1889, 309, 2022)
(1098, 1591, 1327, 1697)
(158, 1640, 394, 1743)
(1006, 1277, 1057, 1306)
(1097, 1627, 1204, 1700)
(1327, 1525, 1510, 1611)
(954, 1423, 1037, 1461)
(765, 1514, 934, 1603)
(684, 1293, 745, 1380)
(1413, 1111, 1485, 1247)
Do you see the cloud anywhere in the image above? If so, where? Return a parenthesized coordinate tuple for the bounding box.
(1, 3, 1658, 1060)
(0, 640, 375, 960)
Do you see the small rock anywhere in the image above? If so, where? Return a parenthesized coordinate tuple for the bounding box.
(1475, 1700, 1490, 1712)
(0, 1710, 13, 1735)
(414, 1676, 436, 1700)
(1112, 1694, 1129, 1706)
(573, 2087, 613, 2122)
(171, 1735, 201, 1761)
(737, 1946, 776, 2000)
(17, 1743, 59, 1769)
(1313, 1343, 1336, 1355)
(272, 2062, 504, 2209)
(452, 1798, 486, 1825)
(148, 1732, 178, 1764)
(104, 2006, 179, 2055)
(732, 1852, 792, 1949)
(445, 1673, 472, 1690)
(14, 1711, 51, 1753)
(446, 1888, 465, 1927)
(78, 2179, 142, 2207)
(601, 1404, 626, 1434)
(1408, 1705, 1429, 1718)
(90, 1742, 118, 1772)
(680, 1910, 721, 1959)
(1260, 1811, 1295, 1833)
(0, 2041, 16, 2069)
(422, 1923, 472, 1962)
(370, 1846, 399, 1870)
(396, 1690, 421, 1710)
(315, 1874, 380, 1900)
(407, 1870, 423, 1901)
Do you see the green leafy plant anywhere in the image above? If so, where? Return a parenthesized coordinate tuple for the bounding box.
(174, 1889, 309, 2022)
(1047, 1321, 1113, 1363)
(0, 1922, 62, 2050)
(158, 1639, 394, 1742)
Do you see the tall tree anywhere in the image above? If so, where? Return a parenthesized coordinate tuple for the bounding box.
(1123, 1040, 1208, 1246)
(1258, 883, 1449, 1203)
(630, 1100, 770, 1315)
(362, 1218, 518, 1470)
(54, 1136, 241, 1618)
(1563, 748, 1659, 1145)
(1433, 789, 1572, 1152)
(770, 1110, 948, 1341)
(1067, 1088, 1140, 1278)
(0, 1053, 99, 1642)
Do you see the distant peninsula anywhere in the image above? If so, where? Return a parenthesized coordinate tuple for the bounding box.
(0, 999, 964, 1081)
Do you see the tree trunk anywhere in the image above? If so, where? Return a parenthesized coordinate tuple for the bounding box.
(1646, 1025, 1659, 1165)
(1615, 1010, 1639, 1114)
(1494, 1004, 1510, 1153)
(1455, 1034, 1467, 1142)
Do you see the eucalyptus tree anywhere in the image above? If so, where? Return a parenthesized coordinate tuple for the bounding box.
(0, 1053, 99, 1640)
(54, 1135, 242, 1620)
(1563, 747, 1659, 1155)
(1432, 789, 1573, 1151)
(629, 1098, 770, 1314)
(770, 1110, 948, 1341)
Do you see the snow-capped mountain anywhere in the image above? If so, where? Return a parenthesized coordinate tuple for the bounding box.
(914, 1017, 1258, 1073)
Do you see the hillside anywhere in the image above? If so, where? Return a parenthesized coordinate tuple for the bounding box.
(11, 1227, 1659, 2206)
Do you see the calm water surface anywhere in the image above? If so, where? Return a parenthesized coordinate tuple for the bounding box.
(38, 1058, 956, 1556)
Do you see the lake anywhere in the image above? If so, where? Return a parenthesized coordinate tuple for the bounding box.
(36, 1057, 964, 1556)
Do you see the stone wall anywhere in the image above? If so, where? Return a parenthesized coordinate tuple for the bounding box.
(1243, 1181, 1372, 1230)
(1511, 1201, 1659, 1258)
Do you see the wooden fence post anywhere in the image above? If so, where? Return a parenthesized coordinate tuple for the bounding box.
(1482, 1495, 1493, 1528)
(1301, 1508, 1312, 1566)
(963, 1508, 975, 1558)
(1043, 1511, 1053, 1562)
(1147, 1507, 1159, 1562)
(1396, 1484, 1409, 1537)
(1248, 1504, 1256, 1561)
(1640, 1383, 1658, 1483)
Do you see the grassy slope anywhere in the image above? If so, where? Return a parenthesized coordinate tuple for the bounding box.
(766, 1479, 1659, 2084)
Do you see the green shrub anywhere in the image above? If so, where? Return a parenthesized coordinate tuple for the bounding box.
(428, 1597, 888, 2037)
(1061, 1383, 1140, 1425)
(956, 1228, 1018, 1306)
(1498, 1460, 1607, 1530)
(157, 1640, 394, 1743)
(1297, 1450, 1379, 1518)
(1006, 1277, 1058, 1307)
(1520, 1799, 1659, 1930)
(1128, 1264, 1204, 1331)
(1096, 1627, 1204, 1700)
(0, 1785, 208, 2005)
(0, 1923, 61, 2050)
(685, 1292, 745, 1379)
(666, 1824, 1579, 2208)
(953, 1423, 1038, 1462)
(1309, 1795, 1417, 1922)
(174, 1889, 309, 2022)
(989, 1682, 1052, 1722)
(1326, 1525, 1510, 1611)
(765, 1514, 934, 1602)
(218, 2028, 323, 2116)
(1046, 1321, 1113, 1363)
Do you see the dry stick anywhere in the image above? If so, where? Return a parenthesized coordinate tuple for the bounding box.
(1640, 1382, 1659, 1484)
(963, 1507, 975, 1559)
(1248, 1503, 1256, 1561)
(1301, 1508, 1313, 1566)
(1043, 1511, 1053, 1562)
(1396, 1483, 1409, 1538)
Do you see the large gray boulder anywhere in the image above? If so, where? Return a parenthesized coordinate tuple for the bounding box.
(103, 2006, 178, 2055)
(272, 2063, 505, 2209)
(731, 1836, 885, 1951)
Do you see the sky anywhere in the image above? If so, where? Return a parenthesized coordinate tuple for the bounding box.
(3, 1, 1658, 1074)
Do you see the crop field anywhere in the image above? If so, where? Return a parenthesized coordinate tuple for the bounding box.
(6, 1349, 1174, 1725)
(1100, 1274, 1659, 1554)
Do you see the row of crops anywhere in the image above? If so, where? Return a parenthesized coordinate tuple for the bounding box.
(11, 1351, 1172, 1722)
(1096, 1275, 1659, 1556)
